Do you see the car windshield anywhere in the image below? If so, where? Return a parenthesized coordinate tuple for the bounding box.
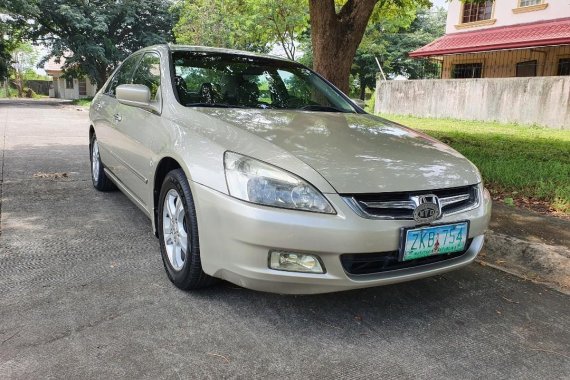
(171, 51, 356, 113)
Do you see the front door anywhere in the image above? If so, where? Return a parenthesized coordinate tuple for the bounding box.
(95, 54, 142, 181)
(113, 52, 164, 207)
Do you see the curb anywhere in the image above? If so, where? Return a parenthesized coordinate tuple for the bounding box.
(479, 230, 570, 295)
(0, 99, 73, 106)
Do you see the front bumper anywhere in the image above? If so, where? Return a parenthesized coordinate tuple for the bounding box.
(192, 182, 492, 294)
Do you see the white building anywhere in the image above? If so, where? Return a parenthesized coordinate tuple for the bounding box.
(411, 0, 570, 78)
(44, 56, 97, 99)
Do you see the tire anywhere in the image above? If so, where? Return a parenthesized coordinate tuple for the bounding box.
(158, 169, 216, 290)
(90, 134, 116, 191)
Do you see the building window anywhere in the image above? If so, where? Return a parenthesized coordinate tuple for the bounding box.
(65, 77, 74, 89)
(516, 60, 537, 77)
(519, 0, 543, 6)
(558, 59, 570, 76)
(452, 63, 483, 79)
(78, 78, 87, 96)
(462, 1, 494, 23)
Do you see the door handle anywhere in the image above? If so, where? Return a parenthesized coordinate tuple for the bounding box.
(95, 102, 103, 111)
(113, 113, 122, 123)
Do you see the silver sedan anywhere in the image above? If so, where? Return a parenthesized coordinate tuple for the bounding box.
(89, 44, 491, 294)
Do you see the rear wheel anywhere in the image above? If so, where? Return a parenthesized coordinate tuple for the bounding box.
(90, 134, 116, 191)
(158, 169, 215, 290)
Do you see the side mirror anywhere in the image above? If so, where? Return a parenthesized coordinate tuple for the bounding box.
(116, 84, 155, 110)
(351, 98, 366, 109)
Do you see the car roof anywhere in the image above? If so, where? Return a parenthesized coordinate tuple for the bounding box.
(152, 44, 293, 63)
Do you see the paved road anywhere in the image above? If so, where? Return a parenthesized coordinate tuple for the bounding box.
(0, 103, 569, 379)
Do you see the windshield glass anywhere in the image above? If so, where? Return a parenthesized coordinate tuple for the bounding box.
(171, 51, 356, 113)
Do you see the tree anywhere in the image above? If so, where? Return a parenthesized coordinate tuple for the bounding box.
(172, 0, 269, 52)
(173, 0, 308, 61)
(350, 6, 446, 98)
(309, 0, 429, 94)
(382, 7, 447, 79)
(250, 0, 308, 60)
(0, 14, 27, 97)
(3, 0, 177, 89)
(10, 42, 39, 97)
(351, 5, 419, 99)
(0, 36, 12, 88)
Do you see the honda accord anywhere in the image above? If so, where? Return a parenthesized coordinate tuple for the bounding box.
(89, 45, 491, 294)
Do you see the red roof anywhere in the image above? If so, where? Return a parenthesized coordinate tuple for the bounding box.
(410, 17, 570, 58)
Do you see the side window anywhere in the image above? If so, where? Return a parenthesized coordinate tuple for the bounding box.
(132, 52, 161, 102)
(105, 54, 141, 97)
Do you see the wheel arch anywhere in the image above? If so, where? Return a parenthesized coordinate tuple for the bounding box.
(152, 156, 189, 236)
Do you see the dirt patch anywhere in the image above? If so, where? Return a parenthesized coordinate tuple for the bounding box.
(33, 172, 69, 180)
(490, 192, 569, 220)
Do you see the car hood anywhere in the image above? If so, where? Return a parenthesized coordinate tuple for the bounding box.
(196, 108, 481, 193)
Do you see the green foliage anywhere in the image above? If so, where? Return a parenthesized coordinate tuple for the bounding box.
(172, 0, 259, 50)
(382, 114, 570, 214)
(3, 0, 177, 88)
(173, 0, 308, 60)
(0, 41, 10, 81)
(352, 6, 446, 95)
(0, 16, 27, 81)
(246, 0, 308, 60)
(11, 42, 39, 73)
(382, 7, 447, 78)
(365, 90, 376, 113)
(21, 69, 50, 81)
(351, 4, 419, 97)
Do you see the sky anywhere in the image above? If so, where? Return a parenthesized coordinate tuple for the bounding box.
(432, 0, 448, 8)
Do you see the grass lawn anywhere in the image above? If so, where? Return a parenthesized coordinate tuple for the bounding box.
(72, 98, 93, 107)
(381, 115, 570, 215)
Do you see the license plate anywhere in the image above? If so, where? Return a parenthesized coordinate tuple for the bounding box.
(400, 222, 469, 262)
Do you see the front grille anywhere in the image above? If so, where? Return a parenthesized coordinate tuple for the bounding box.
(341, 239, 473, 275)
(343, 185, 479, 220)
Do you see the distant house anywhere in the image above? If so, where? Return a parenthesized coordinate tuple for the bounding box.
(44, 56, 97, 99)
(410, 1, 570, 78)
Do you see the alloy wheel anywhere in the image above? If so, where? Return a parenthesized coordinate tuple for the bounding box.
(162, 189, 189, 271)
(91, 140, 100, 181)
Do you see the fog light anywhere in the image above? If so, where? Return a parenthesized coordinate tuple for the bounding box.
(269, 251, 325, 274)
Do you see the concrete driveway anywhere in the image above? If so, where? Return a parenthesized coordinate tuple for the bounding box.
(0, 102, 569, 379)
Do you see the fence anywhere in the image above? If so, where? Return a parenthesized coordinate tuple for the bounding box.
(406, 45, 570, 79)
(26, 80, 51, 96)
(374, 76, 570, 129)
(3, 79, 51, 97)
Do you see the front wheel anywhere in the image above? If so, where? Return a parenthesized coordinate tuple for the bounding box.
(158, 169, 215, 290)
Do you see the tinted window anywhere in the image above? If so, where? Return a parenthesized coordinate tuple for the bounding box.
(172, 51, 355, 112)
(132, 52, 161, 101)
(105, 54, 142, 96)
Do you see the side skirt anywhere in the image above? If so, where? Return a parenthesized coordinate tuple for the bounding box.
(104, 168, 153, 223)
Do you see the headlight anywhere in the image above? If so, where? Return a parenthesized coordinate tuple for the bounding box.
(224, 152, 335, 214)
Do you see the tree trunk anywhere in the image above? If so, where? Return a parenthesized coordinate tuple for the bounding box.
(309, 0, 377, 94)
(95, 65, 109, 92)
(359, 78, 366, 100)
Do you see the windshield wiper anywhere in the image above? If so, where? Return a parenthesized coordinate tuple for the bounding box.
(300, 105, 347, 113)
